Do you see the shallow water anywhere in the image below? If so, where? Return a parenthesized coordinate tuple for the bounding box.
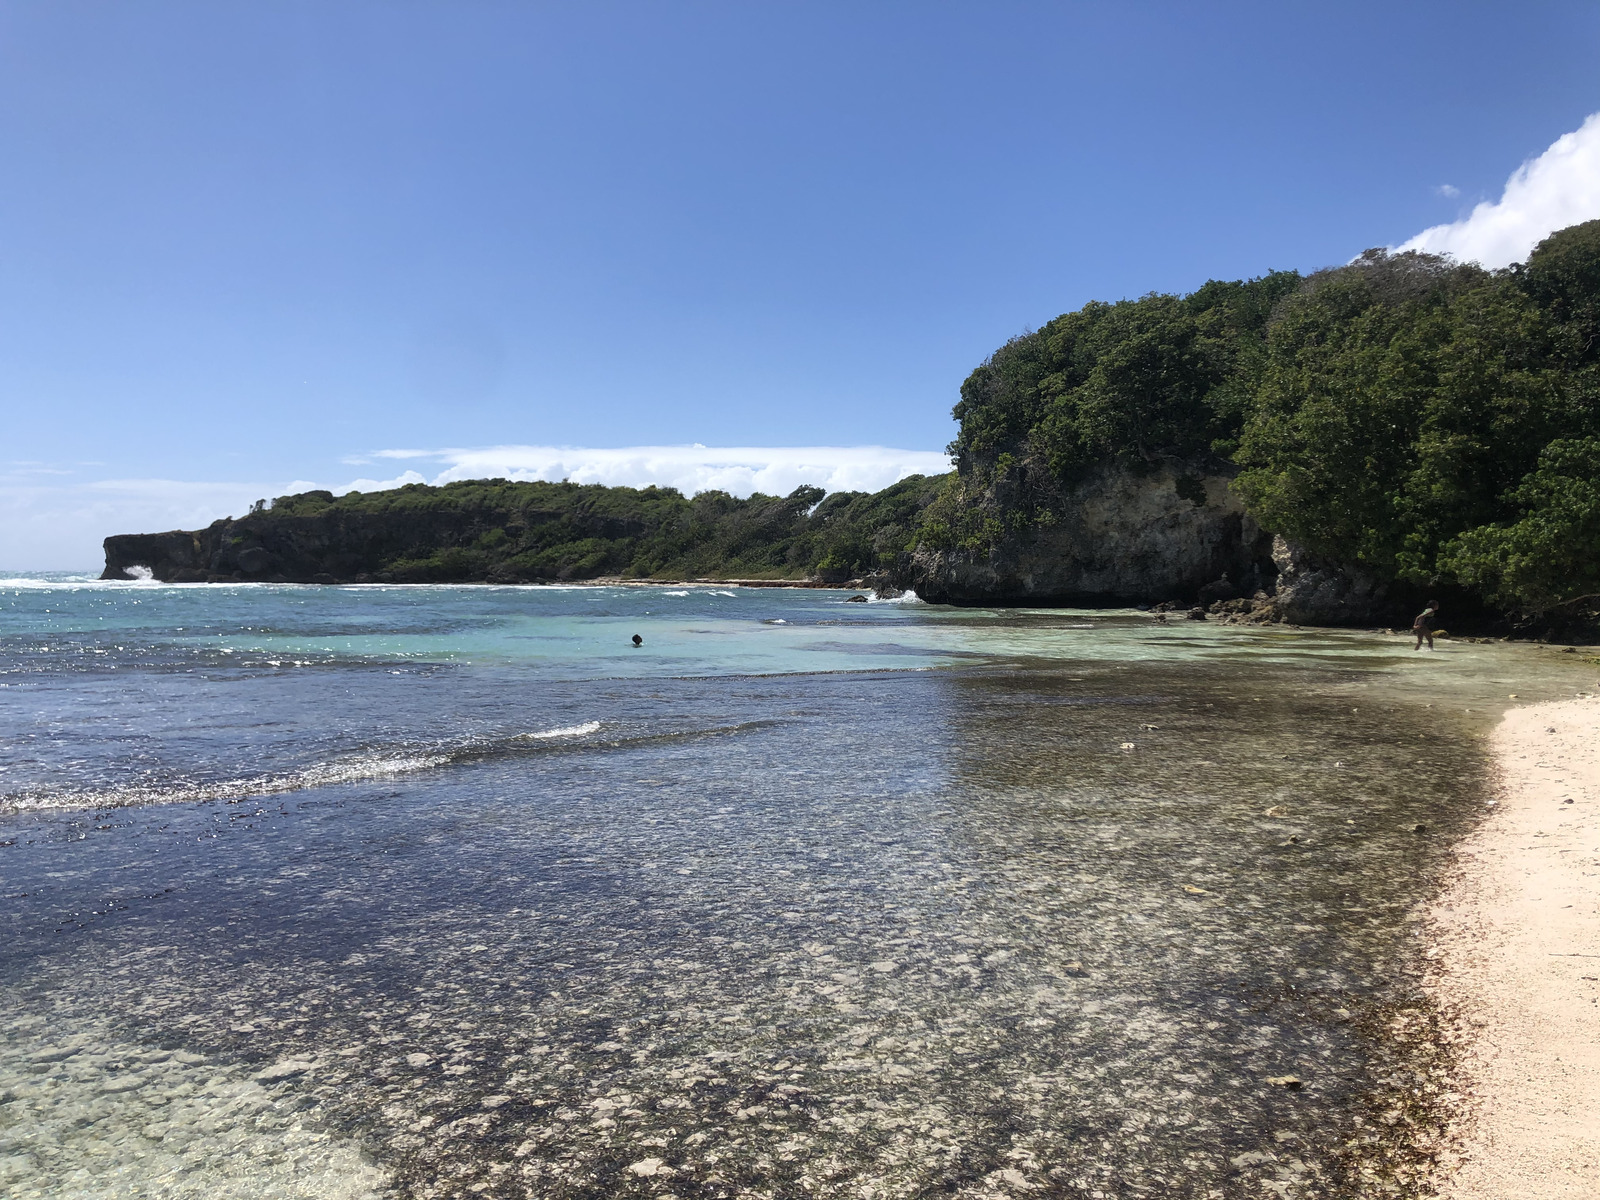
(2, 579, 1597, 1198)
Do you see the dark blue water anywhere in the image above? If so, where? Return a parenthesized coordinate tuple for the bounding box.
(3, 578, 1576, 1198)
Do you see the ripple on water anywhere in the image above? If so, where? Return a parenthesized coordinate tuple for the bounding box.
(0, 652, 1555, 1197)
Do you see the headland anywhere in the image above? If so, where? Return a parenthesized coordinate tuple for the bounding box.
(101, 221, 1600, 642)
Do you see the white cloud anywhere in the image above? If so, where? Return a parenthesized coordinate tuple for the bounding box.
(0, 446, 950, 572)
(379, 444, 952, 500)
(336, 469, 430, 492)
(1397, 112, 1600, 268)
(1435, 183, 1460, 199)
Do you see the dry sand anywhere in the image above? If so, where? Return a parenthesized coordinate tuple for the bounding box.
(1429, 695, 1600, 1198)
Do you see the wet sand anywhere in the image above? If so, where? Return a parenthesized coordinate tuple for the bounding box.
(1430, 694, 1600, 1198)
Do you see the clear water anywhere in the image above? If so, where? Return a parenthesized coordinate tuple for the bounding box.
(3, 577, 1597, 1198)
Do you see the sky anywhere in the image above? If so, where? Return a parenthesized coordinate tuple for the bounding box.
(3, 2, 1600, 569)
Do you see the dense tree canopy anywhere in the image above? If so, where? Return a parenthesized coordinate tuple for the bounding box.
(126, 222, 1600, 621)
(949, 271, 1301, 475)
(947, 220, 1600, 616)
(243, 474, 947, 583)
(1233, 223, 1600, 610)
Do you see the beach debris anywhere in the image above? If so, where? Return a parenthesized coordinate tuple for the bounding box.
(1563, 798, 1575, 804)
(1064, 960, 1083, 973)
(1411, 822, 1428, 833)
(1139, 723, 1160, 730)
(1264, 805, 1290, 817)
(627, 1158, 668, 1177)
(1120, 742, 1136, 751)
(1265, 1075, 1304, 1090)
(1183, 885, 1207, 895)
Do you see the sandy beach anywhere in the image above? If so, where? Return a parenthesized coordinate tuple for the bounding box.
(1430, 694, 1600, 1198)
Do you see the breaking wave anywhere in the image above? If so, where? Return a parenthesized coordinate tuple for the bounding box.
(0, 720, 774, 815)
(518, 721, 603, 740)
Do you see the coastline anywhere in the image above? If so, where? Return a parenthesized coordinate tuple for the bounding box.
(1429, 693, 1600, 1197)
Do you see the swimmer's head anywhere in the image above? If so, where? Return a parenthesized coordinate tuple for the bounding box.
(631, 634, 643, 646)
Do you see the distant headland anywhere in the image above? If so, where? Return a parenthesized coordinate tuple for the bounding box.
(104, 220, 1600, 639)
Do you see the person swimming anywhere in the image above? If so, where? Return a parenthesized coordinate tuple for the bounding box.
(631, 634, 643, 647)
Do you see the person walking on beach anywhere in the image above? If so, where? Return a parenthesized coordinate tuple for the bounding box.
(1413, 600, 1440, 651)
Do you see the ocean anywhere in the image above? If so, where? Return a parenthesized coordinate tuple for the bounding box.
(2, 577, 1593, 1199)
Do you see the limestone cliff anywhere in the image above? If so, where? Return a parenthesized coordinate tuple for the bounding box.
(901, 456, 1273, 605)
(895, 453, 1393, 624)
(99, 471, 1398, 625)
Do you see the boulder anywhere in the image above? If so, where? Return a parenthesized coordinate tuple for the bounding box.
(1267, 536, 1388, 625)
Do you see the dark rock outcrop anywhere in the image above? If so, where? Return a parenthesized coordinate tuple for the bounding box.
(101, 531, 213, 581)
(901, 457, 1278, 607)
(894, 455, 1396, 624)
(1266, 535, 1389, 625)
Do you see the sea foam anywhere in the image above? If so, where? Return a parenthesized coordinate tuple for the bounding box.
(520, 721, 603, 740)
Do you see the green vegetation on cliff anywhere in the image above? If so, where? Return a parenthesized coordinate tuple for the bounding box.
(107, 220, 1600, 624)
(1233, 224, 1600, 611)
(950, 270, 1301, 475)
(116, 474, 947, 584)
(947, 220, 1600, 616)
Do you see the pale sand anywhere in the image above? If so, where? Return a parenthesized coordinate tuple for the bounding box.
(1430, 695, 1600, 1198)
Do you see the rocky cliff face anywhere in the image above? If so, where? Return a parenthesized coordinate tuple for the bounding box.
(103, 469, 1398, 626)
(1266, 535, 1390, 625)
(901, 456, 1277, 606)
(100, 506, 561, 584)
(897, 455, 1394, 624)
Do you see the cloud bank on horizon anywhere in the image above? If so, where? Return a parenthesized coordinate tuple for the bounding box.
(346, 444, 952, 502)
(1396, 111, 1600, 268)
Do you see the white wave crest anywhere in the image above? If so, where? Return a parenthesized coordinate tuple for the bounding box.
(0, 574, 170, 591)
(0, 752, 452, 815)
(519, 721, 602, 740)
(662, 590, 690, 597)
(868, 590, 923, 605)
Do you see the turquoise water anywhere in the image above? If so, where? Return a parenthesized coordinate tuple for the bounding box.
(2, 577, 1596, 1198)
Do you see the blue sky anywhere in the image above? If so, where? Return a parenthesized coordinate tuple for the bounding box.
(3, 1, 1600, 568)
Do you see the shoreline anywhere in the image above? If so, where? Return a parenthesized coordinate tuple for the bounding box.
(1428, 694, 1600, 1197)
